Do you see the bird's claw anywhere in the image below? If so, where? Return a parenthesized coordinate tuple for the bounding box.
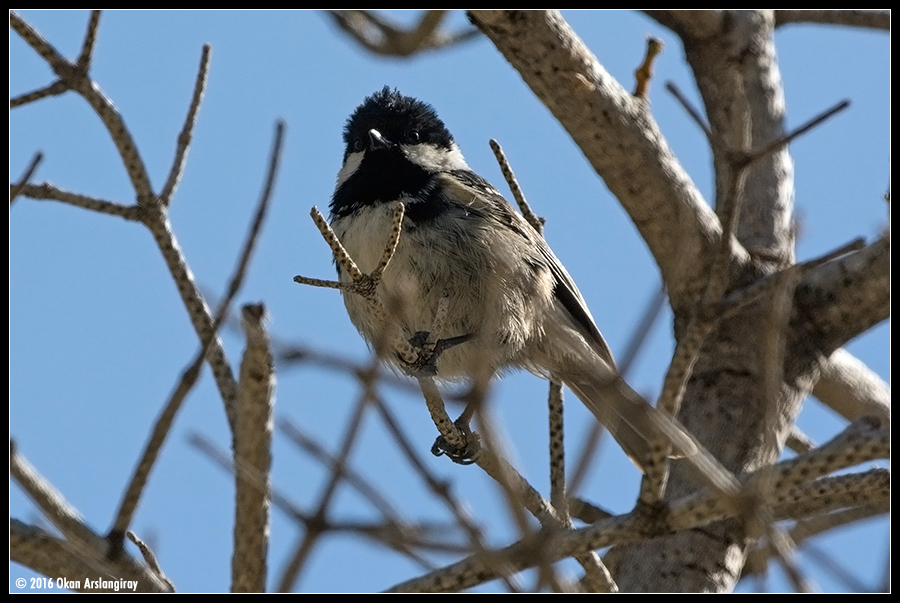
(431, 432, 481, 465)
(400, 332, 474, 377)
(431, 418, 481, 465)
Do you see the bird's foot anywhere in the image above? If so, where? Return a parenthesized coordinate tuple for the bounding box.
(431, 417, 481, 465)
(400, 331, 473, 377)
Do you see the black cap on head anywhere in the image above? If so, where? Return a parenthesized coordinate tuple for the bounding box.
(343, 87, 454, 157)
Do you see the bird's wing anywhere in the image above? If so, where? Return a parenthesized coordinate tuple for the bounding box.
(440, 170, 617, 368)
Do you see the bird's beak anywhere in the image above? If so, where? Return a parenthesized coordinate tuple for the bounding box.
(368, 128, 392, 151)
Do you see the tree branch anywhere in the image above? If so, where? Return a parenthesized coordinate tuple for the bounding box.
(468, 10, 734, 307)
(327, 10, 479, 57)
(813, 348, 891, 426)
(655, 10, 795, 260)
(793, 235, 890, 354)
(232, 304, 275, 593)
(774, 10, 891, 31)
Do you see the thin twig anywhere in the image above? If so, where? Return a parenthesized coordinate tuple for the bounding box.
(634, 37, 664, 99)
(14, 182, 141, 220)
(279, 418, 404, 526)
(11, 10, 154, 201)
(276, 393, 371, 592)
(9, 80, 69, 108)
(547, 379, 567, 516)
(785, 427, 815, 454)
(127, 530, 174, 590)
(489, 139, 544, 234)
(371, 397, 527, 591)
(160, 45, 211, 205)
(191, 431, 454, 570)
(75, 10, 101, 72)
(296, 202, 419, 367)
(746, 100, 850, 166)
(9, 152, 43, 205)
(665, 81, 713, 142)
(372, 202, 406, 278)
(10, 440, 99, 547)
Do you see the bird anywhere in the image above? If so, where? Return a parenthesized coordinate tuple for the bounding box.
(328, 87, 689, 471)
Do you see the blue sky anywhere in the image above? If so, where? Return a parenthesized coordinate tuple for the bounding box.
(10, 11, 889, 593)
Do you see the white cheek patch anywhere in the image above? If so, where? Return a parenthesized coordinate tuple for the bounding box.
(403, 142, 469, 172)
(335, 151, 364, 187)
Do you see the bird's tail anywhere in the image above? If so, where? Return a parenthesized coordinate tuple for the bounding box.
(560, 371, 696, 473)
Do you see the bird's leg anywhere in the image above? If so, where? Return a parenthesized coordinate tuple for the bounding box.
(430, 383, 484, 465)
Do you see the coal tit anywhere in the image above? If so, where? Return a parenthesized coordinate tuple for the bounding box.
(329, 87, 679, 470)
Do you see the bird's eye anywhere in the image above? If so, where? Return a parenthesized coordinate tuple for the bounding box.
(353, 138, 365, 152)
(407, 130, 420, 144)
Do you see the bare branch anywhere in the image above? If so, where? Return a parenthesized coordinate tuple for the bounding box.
(547, 380, 567, 516)
(656, 11, 794, 258)
(74, 10, 101, 72)
(109, 122, 283, 544)
(327, 10, 479, 57)
(763, 418, 888, 492)
(9, 152, 43, 205)
(276, 394, 371, 592)
(10, 11, 243, 422)
(11, 443, 173, 592)
(11, 11, 154, 202)
(280, 420, 404, 525)
(774, 9, 891, 30)
(794, 235, 890, 353)
(160, 44, 212, 205)
(9, 80, 68, 108)
(389, 435, 888, 594)
(633, 37, 664, 99)
(141, 207, 240, 422)
(10, 441, 98, 547)
(644, 11, 725, 39)
(11, 520, 172, 593)
(785, 427, 815, 454)
(665, 81, 713, 142)
(747, 100, 849, 164)
(418, 377, 470, 455)
(232, 304, 275, 593)
(127, 531, 174, 590)
(13, 182, 141, 220)
(489, 139, 544, 234)
(468, 10, 732, 306)
(813, 348, 891, 426)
